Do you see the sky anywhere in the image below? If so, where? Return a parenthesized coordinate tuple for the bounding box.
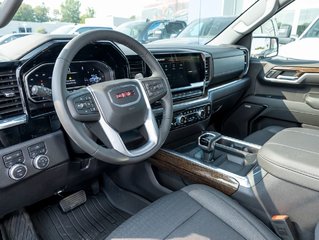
(24, 0, 153, 18)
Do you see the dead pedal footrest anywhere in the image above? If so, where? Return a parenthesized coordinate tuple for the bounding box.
(59, 190, 87, 213)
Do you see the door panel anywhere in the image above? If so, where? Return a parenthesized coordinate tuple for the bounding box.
(222, 59, 319, 139)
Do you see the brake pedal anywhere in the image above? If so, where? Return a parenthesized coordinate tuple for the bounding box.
(59, 190, 87, 213)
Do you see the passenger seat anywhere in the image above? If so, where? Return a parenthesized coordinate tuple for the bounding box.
(244, 126, 285, 145)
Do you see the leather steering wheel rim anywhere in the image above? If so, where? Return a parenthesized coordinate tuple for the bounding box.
(52, 30, 173, 164)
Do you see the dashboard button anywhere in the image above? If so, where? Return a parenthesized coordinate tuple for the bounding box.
(38, 148, 46, 154)
(3, 151, 21, 161)
(176, 115, 186, 125)
(9, 164, 27, 180)
(197, 109, 206, 119)
(28, 142, 45, 152)
(29, 151, 37, 159)
(28, 142, 46, 159)
(3, 150, 24, 168)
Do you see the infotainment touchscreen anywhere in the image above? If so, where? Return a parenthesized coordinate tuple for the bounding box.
(155, 53, 205, 89)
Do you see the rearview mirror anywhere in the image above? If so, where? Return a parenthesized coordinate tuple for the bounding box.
(251, 36, 278, 59)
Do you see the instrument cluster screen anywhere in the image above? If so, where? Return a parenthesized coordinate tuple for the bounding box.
(25, 61, 114, 102)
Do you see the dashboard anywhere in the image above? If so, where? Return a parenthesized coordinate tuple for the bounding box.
(0, 34, 249, 217)
(0, 37, 248, 142)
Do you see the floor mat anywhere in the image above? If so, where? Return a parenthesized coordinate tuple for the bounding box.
(31, 192, 130, 240)
(1, 210, 38, 240)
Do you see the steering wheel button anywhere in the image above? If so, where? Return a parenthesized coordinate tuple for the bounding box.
(85, 95, 92, 101)
(76, 103, 85, 110)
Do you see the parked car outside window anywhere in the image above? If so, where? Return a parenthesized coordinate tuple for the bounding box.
(152, 17, 235, 45)
(117, 20, 186, 43)
(251, 0, 319, 61)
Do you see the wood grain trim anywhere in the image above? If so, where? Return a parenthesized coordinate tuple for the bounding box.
(273, 66, 319, 78)
(150, 149, 239, 195)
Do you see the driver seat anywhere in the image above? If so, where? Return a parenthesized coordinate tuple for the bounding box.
(106, 184, 279, 239)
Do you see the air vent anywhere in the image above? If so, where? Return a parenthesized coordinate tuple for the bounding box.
(204, 57, 211, 82)
(128, 56, 145, 78)
(240, 48, 249, 76)
(0, 72, 24, 120)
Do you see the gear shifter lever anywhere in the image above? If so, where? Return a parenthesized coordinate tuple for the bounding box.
(198, 132, 221, 162)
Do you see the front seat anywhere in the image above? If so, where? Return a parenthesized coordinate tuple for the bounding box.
(107, 184, 279, 240)
(244, 126, 285, 145)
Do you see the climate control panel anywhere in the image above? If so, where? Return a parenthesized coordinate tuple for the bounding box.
(156, 104, 212, 130)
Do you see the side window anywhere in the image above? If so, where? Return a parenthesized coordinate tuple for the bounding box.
(253, 25, 262, 35)
(251, 0, 319, 61)
(301, 18, 319, 38)
(253, 19, 277, 37)
(261, 20, 276, 36)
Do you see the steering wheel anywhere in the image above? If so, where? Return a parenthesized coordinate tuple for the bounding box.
(52, 30, 173, 164)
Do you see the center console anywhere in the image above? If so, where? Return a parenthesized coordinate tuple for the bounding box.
(151, 131, 262, 195)
(151, 128, 319, 239)
(150, 52, 213, 130)
(156, 104, 212, 130)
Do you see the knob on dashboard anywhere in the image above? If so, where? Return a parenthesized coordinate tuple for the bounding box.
(176, 115, 187, 125)
(9, 164, 27, 180)
(33, 155, 50, 170)
(197, 109, 206, 119)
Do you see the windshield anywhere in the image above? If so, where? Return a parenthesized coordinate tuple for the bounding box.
(51, 25, 75, 34)
(116, 21, 148, 39)
(301, 17, 319, 39)
(1, 0, 258, 45)
(178, 17, 235, 39)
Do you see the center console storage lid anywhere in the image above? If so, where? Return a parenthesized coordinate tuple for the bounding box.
(257, 127, 319, 191)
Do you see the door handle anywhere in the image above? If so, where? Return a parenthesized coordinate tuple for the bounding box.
(305, 93, 319, 110)
(276, 75, 298, 81)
